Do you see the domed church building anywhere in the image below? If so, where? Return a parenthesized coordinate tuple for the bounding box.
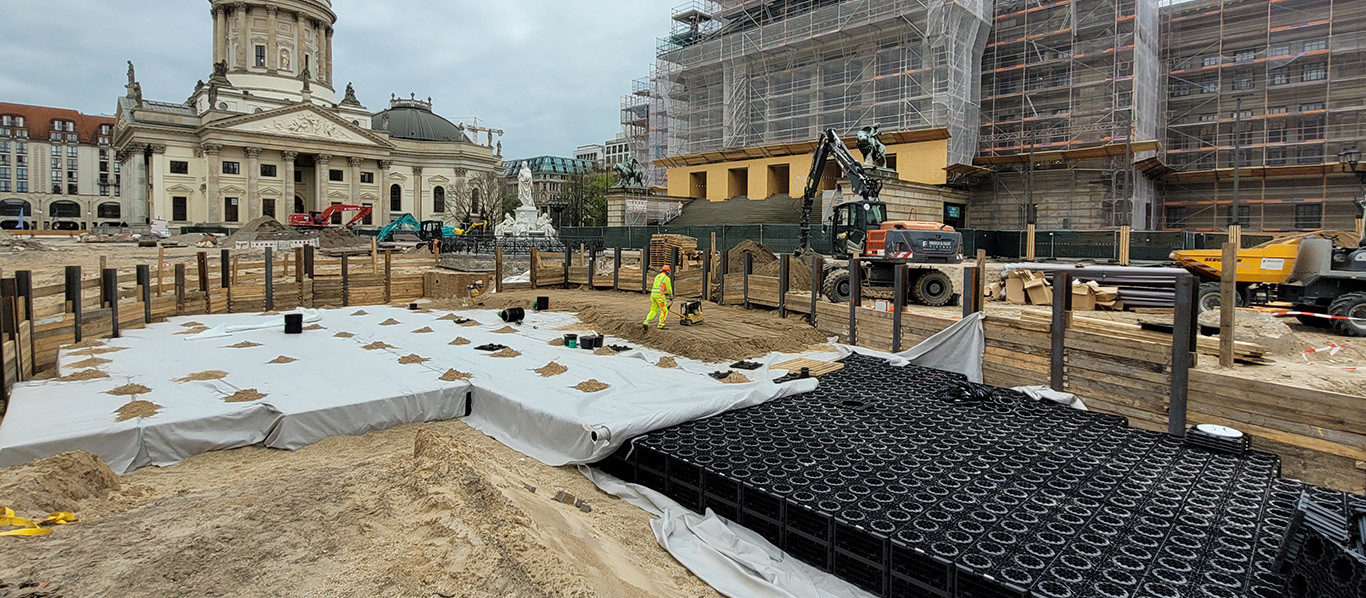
(113, 0, 502, 231)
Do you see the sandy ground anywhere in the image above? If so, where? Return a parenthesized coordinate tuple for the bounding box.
(471, 288, 829, 363)
(0, 419, 721, 598)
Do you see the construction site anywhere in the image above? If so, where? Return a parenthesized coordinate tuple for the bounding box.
(0, 223, 1362, 597)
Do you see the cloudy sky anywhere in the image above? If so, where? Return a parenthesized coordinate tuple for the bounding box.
(0, 0, 673, 158)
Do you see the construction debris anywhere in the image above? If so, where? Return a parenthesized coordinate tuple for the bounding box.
(1000, 270, 1121, 310)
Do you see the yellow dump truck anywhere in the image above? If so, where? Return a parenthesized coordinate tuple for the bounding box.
(1171, 230, 1359, 314)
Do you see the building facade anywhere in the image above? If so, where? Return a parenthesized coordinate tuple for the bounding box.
(0, 103, 124, 230)
(574, 144, 605, 167)
(604, 137, 632, 169)
(114, 0, 501, 231)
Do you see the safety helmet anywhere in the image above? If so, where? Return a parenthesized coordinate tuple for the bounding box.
(662, 265, 671, 273)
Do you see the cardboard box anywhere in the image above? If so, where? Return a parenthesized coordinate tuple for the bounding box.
(1071, 284, 1096, 311)
(1024, 276, 1052, 305)
(986, 282, 1003, 301)
(1005, 276, 1026, 304)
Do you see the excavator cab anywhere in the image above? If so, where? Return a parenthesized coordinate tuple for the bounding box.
(830, 200, 887, 257)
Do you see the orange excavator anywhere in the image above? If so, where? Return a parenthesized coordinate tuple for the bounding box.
(288, 204, 372, 231)
(796, 129, 964, 306)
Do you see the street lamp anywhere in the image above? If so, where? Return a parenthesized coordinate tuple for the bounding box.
(1339, 147, 1365, 182)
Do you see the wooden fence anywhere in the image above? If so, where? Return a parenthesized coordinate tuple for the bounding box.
(0, 247, 430, 400)
(529, 246, 1365, 493)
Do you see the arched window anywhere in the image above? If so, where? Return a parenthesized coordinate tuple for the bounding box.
(293, 196, 304, 215)
(0, 199, 32, 217)
(433, 186, 445, 213)
(390, 184, 402, 212)
(48, 200, 80, 218)
(470, 188, 481, 217)
(97, 202, 121, 219)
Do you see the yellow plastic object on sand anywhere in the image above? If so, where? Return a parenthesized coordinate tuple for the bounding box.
(0, 506, 78, 537)
(1170, 231, 1359, 285)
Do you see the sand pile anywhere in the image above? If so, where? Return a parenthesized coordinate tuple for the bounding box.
(224, 389, 266, 403)
(65, 339, 107, 350)
(727, 240, 813, 290)
(107, 384, 151, 396)
(594, 347, 616, 356)
(1197, 309, 1312, 357)
(488, 348, 521, 358)
(267, 356, 298, 364)
(227, 341, 262, 349)
(398, 354, 429, 365)
(548, 337, 565, 346)
(333, 332, 354, 338)
(302, 324, 324, 331)
(657, 356, 678, 369)
(317, 227, 368, 249)
(351, 310, 369, 316)
(64, 357, 111, 369)
(379, 318, 401, 326)
(174, 370, 228, 383)
(573, 380, 610, 393)
(115, 400, 161, 421)
(0, 229, 50, 252)
(719, 373, 751, 384)
(0, 451, 120, 515)
(72, 346, 127, 356)
(224, 217, 305, 247)
(535, 362, 567, 377)
(363, 341, 394, 351)
(440, 369, 473, 381)
(449, 337, 471, 346)
(412, 326, 434, 334)
(56, 369, 110, 382)
(492, 326, 518, 334)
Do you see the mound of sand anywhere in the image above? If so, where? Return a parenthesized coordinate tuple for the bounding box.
(225, 389, 266, 403)
(226, 341, 262, 349)
(449, 337, 471, 346)
(65, 357, 112, 369)
(57, 369, 110, 382)
(412, 326, 434, 334)
(363, 341, 394, 351)
(174, 370, 228, 383)
(267, 356, 298, 364)
(1197, 309, 1311, 357)
(379, 318, 401, 326)
(492, 326, 518, 334)
(573, 380, 609, 393)
(108, 384, 151, 396)
(488, 348, 521, 358)
(0, 229, 50, 252)
(727, 240, 813, 291)
(535, 362, 567, 377)
(0, 451, 120, 515)
(115, 400, 161, 421)
(224, 217, 306, 247)
(594, 347, 616, 356)
(440, 369, 473, 381)
(656, 356, 678, 369)
(719, 373, 751, 384)
(398, 354, 429, 365)
(318, 227, 368, 249)
(333, 332, 355, 338)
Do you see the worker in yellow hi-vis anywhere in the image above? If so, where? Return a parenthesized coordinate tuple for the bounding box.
(643, 265, 673, 330)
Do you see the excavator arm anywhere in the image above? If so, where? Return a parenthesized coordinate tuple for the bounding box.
(798, 129, 883, 252)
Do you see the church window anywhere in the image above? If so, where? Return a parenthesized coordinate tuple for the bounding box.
(390, 184, 402, 212)
(222, 161, 241, 175)
(255, 45, 266, 67)
(329, 169, 344, 182)
(360, 172, 374, 184)
(263, 198, 275, 218)
(224, 197, 239, 222)
(172, 197, 188, 221)
(433, 186, 445, 213)
(260, 164, 277, 177)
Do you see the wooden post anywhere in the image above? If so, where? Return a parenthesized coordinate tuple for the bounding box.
(1026, 224, 1037, 262)
(1170, 273, 1196, 436)
(295, 247, 305, 306)
(700, 249, 712, 303)
(2, 278, 22, 382)
(220, 249, 231, 289)
(613, 247, 622, 292)
(716, 246, 726, 306)
(383, 250, 392, 304)
(892, 264, 906, 352)
(1050, 271, 1073, 392)
(848, 259, 861, 346)
(809, 255, 820, 326)
(529, 247, 540, 288)
(778, 254, 790, 318)
(197, 251, 211, 313)
(1219, 240, 1238, 368)
(304, 245, 315, 278)
(670, 246, 680, 283)
(99, 255, 107, 272)
(371, 236, 379, 274)
(175, 264, 186, 314)
(495, 247, 505, 293)
(64, 266, 82, 343)
(975, 249, 987, 303)
(641, 241, 651, 295)
(156, 245, 164, 296)
(264, 247, 275, 312)
(962, 267, 980, 318)
(136, 265, 151, 323)
(15, 270, 34, 366)
(562, 244, 571, 289)
(1118, 226, 1132, 266)
(103, 269, 120, 339)
(587, 247, 598, 289)
(341, 254, 350, 307)
(742, 251, 752, 310)
(433, 240, 440, 265)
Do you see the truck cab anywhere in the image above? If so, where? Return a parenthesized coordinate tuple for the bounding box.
(830, 200, 887, 258)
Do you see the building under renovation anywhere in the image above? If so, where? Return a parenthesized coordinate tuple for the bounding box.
(625, 0, 1366, 232)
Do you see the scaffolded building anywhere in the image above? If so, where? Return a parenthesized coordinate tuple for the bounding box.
(972, 0, 1163, 229)
(1156, 0, 1366, 231)
(649, 0, 991, 167)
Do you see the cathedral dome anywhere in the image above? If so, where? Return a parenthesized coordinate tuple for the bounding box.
(371, 96, 468, 143)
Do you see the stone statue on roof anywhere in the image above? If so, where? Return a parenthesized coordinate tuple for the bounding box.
(127, 61, 135, 86)
(213, 60, 228, 78)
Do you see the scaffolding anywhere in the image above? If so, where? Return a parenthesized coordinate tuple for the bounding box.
(1157, 0, 1366, 231)
(650, 0, 991, 166)
(975, 0, 1162, 229)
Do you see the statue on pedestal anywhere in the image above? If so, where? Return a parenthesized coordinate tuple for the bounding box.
(856, 123, 889, 170)
(495, 163, 557, 238)
(612, 157, 646, 189)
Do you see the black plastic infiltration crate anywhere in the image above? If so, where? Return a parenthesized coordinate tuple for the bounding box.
(596, 353, 1364, 598)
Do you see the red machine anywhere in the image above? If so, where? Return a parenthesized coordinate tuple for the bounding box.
(288, 204, 372, 230)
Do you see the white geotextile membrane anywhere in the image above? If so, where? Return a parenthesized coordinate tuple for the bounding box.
(0, 305, 819, 473)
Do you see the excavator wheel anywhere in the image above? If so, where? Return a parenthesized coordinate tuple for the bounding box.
(823, 268, 852, 303)
(1328, 292, 1366, 337)
(910, 270, 954, 307)
(1196, 282, 1247, 313)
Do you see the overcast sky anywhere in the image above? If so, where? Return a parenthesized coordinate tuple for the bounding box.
(0, 0, 673, 158)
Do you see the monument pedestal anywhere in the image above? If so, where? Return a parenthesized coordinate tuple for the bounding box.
(862, 170, 967, 223)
